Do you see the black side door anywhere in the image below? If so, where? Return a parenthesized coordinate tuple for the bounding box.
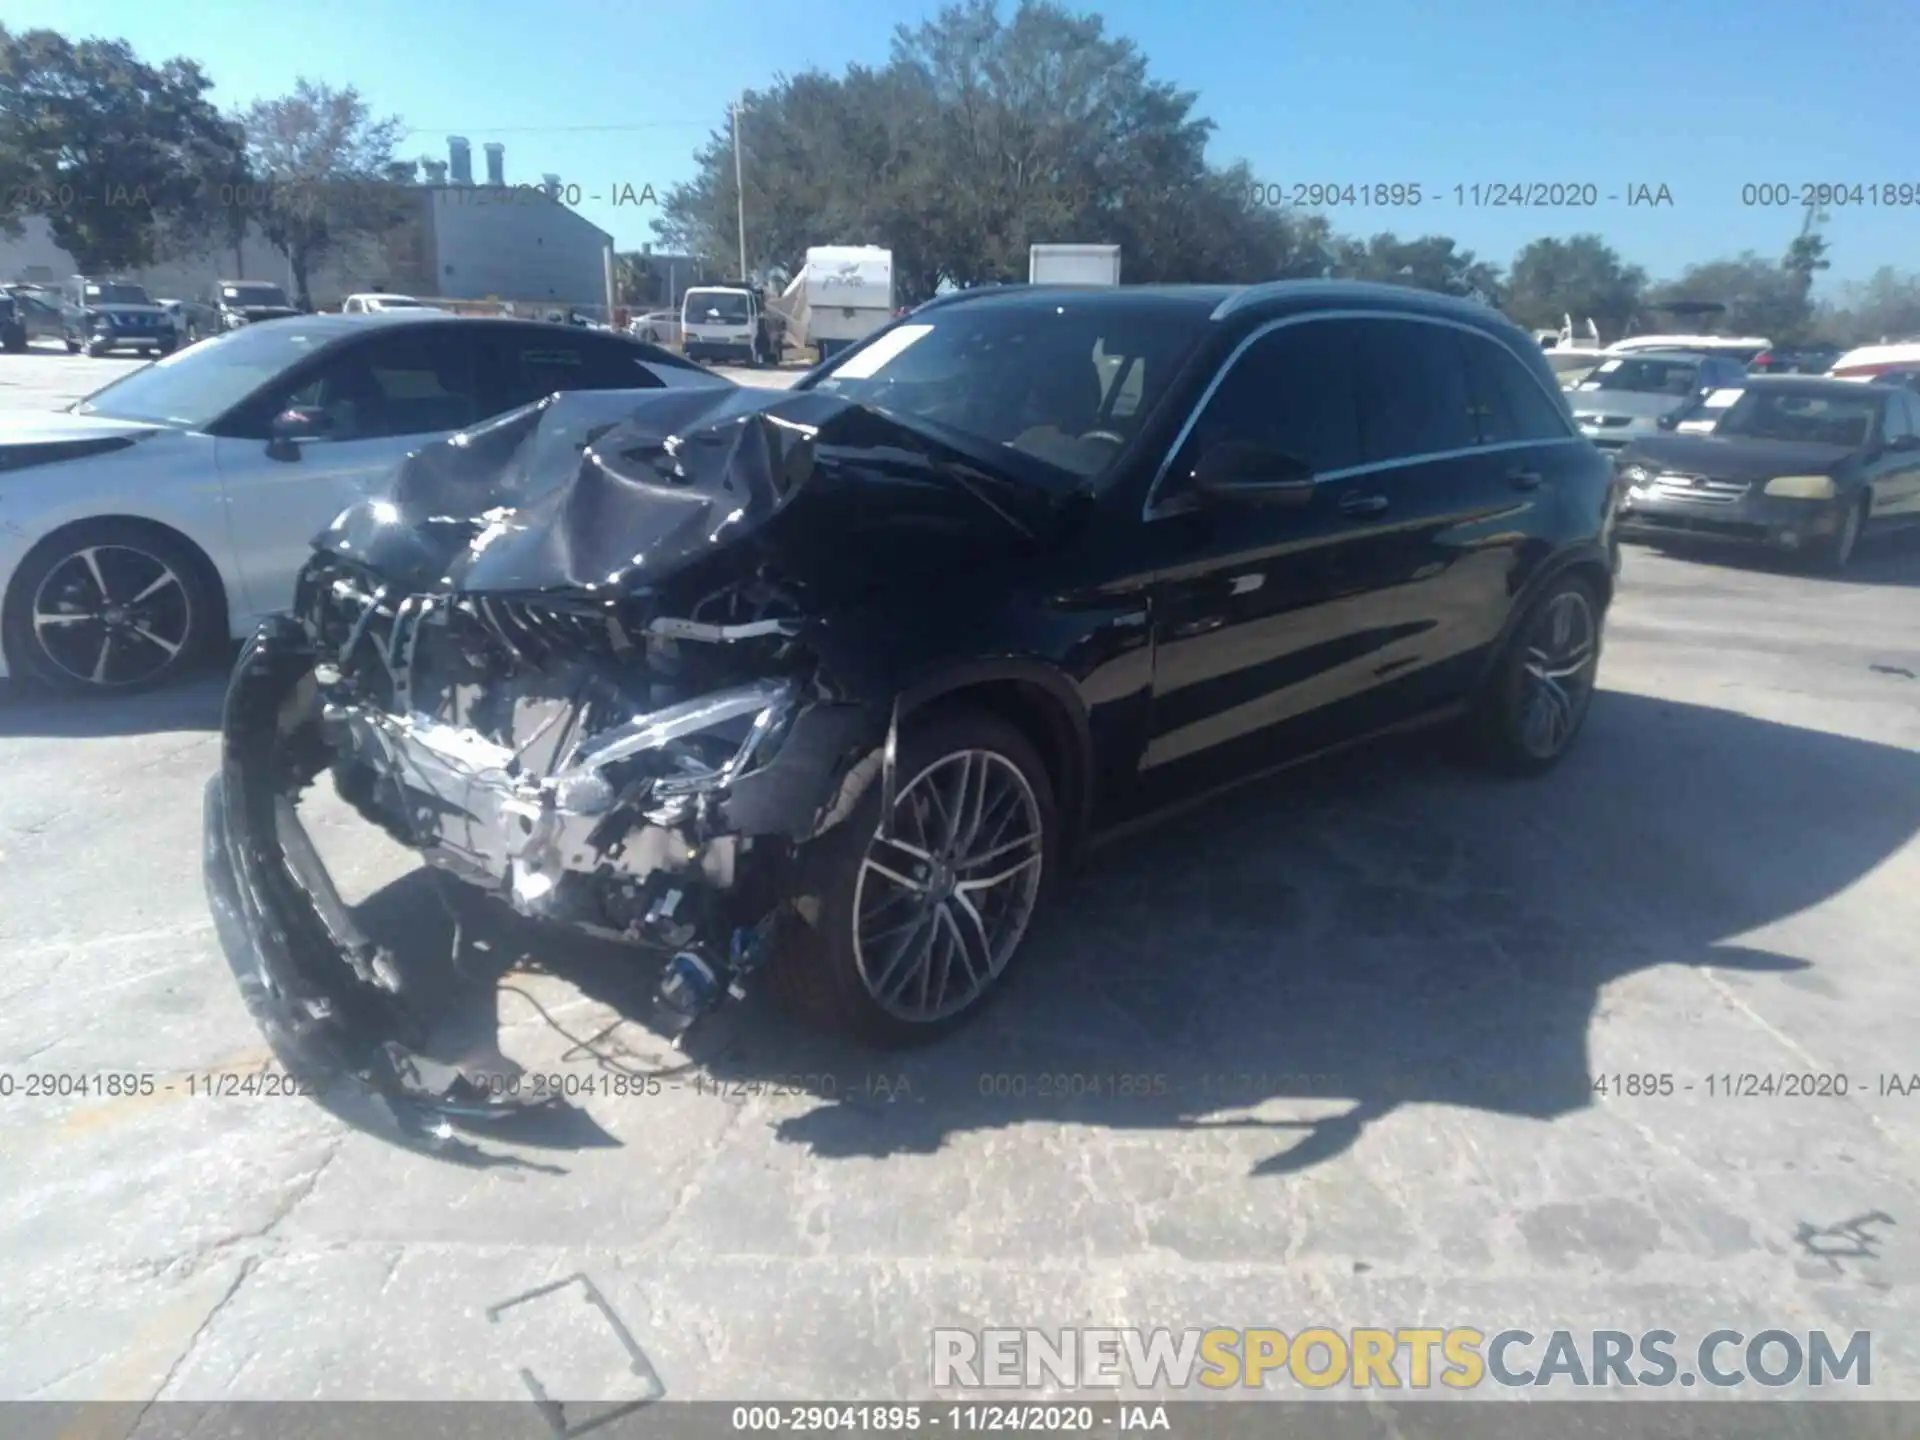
(1340, 315, 1571, 710)
(1137, 315, 1421, 807)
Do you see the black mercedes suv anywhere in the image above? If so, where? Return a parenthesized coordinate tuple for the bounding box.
(205, 280, 1618, 1120)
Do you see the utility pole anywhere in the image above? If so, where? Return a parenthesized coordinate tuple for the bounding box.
(732, 95, 748, 282)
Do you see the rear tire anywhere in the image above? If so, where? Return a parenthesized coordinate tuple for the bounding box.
(85, 338, 110, 358)
(1465, 572, 1603, 777)
(64, 336, 80, 354)
(3, 520, 223, 696)
(771, 708, 1058, 1046)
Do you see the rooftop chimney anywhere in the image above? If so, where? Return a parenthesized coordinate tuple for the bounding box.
(542, 173, 561, 200)
(448, 136, 473, 186)
(422, 159, 448, 185)
(483, 143, 505, 187)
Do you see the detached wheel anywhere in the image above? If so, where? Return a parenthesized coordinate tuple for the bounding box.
(774, 709, 1057, 1045)
(3, 521, 220, 695)
(1813, 495, 1865, 573)
(1468, 573, 1603, 777)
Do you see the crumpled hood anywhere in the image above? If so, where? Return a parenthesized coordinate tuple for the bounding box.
(315, 386, 1064, 598)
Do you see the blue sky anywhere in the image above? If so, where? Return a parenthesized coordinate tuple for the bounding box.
(18, 0, 1918, 290)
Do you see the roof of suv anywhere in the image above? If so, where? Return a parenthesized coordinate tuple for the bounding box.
(916, 279, 1524, 335)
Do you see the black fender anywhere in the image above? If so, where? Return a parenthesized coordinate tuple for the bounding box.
(887, 658, 1097, 865)
(1473, 540, 1615, 694)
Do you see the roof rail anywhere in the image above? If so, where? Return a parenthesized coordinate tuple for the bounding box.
(1209, 283, 1274, 320)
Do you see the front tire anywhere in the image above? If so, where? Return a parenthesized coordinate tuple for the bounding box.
(3, 521, 221, 695)
(1467, 573, 1603, 777)
(773, 709, 1057, 1045)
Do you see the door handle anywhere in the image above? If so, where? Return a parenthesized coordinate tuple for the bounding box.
(1509, 470, 1544, 490)
(1339, 492, 1389, 516)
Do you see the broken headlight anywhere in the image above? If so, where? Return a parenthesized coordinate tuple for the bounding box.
(565, 677, 800, 799)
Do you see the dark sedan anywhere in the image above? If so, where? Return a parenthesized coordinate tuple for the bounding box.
(1614, 376, 1920, 569)
(203, 279, 1618, 1121)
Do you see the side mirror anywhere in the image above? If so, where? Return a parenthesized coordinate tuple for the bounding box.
(1656, 413, 1680, 431)
(1189, 441, 1316, 504)
(1888, 433, 1920, 452)
(267, 406, 330, 459)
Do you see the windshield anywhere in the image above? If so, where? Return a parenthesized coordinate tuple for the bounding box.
(1679, 387, 1881, 446)
(805, 298, 1213, 483)
(1579, 355, 1702, 397)
(73, 322, 333, 429)
(683, 291, 752, 324)
(224, 284, 290, 306)
(85, 282, 151, 305)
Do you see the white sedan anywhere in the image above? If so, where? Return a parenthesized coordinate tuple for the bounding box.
(0, 312, 729, 693)
(339, 293, 442, 315)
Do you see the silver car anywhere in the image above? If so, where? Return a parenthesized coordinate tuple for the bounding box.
(1568, 350, 1749, 455)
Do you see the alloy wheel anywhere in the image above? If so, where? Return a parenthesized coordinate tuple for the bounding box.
(30, 543, 192, 688)
(1517, 589, 1598, 761)
(851, 749, 1046, 1022)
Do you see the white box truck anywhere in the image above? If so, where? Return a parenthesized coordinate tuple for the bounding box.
(773, 245, 895, 364)
(1029, 243, 1121, 286)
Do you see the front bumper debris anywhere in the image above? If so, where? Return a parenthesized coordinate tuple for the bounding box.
(202, 599, 887, 1124)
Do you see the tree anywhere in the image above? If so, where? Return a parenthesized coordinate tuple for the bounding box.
(1505, 235, 1646, 341)
(1815, 268, 1920, 346)
(653, 0, 1333, 303)
(234, 79, 412, 306)
(1331, 232, 1504, 304)
(1640, 253, 1818, 343)
(0, 25, 245, 271)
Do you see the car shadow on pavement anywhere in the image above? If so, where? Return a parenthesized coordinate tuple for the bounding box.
(325, 688, 1916, 1176)
(1634, 525, 1920, 587)
(0, 672, 226, 737)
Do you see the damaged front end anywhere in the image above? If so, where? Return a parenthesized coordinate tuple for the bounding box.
(201, 387, 991, 1122)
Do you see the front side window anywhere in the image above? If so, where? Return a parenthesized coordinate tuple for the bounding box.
(1352, 318, 1478, 462)
(1182, 320, 1363, 476)
(266, 331, 480, 441)
(485, 333, 663, 411)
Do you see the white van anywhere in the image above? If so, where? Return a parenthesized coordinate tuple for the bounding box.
(681, 286, 776, 366)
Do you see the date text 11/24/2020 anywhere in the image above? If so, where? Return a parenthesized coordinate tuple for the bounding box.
(1244, 182, 1675, 209)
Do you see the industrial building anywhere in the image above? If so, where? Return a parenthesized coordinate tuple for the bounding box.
(0, 139, 615, 313)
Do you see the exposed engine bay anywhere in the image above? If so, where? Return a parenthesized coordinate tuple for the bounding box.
(204, 384, 1054, 1128)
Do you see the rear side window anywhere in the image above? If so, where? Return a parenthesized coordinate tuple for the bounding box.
(1187, 319, 1364, 474)
(1353, 318, 1478, 462)
(1462, 333, 1573, 444)
(486, 332, 663, 412)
